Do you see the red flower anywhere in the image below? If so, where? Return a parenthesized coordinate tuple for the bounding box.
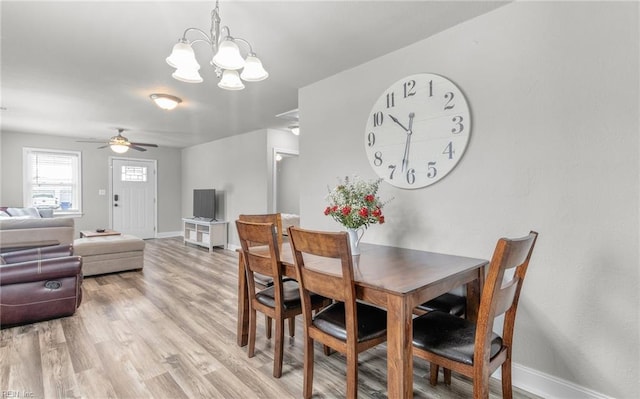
(332, 205, 338, 212)
(341, 206, 351, 216)
(365, 194, 375, 203)
(324, 206, 331, 215)
(358, 207, 369, 217)
(378, 215, 385, 224)
(372, 208, 382, 217)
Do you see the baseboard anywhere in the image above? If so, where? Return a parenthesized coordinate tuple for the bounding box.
(495, 363, 612, 399)
(227, 243, 240, 251)
(156, 231, 182, 238)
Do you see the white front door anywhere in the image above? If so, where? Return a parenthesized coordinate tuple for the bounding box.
(110, 157, 156, 239)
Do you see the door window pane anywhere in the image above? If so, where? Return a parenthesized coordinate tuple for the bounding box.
(121, 165, 147, 182)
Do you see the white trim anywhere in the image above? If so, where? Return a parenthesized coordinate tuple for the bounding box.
(494, 363, 612, 399)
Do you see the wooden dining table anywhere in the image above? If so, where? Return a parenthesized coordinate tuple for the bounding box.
(236, 242, 488, 398)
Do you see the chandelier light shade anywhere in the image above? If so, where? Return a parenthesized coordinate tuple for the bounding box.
(240, 55, 269, 82)
(218, 69, 245, 90)
(166, 0, 268, 91)
(212, 39, 245, 70)
(150, 93, 182, 110)
(172, 68, 204, 83)
(166, 41, 199, 69)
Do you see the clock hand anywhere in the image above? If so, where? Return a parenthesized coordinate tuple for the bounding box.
(401, 113, 415, 173)
(388, 114, 409, 132)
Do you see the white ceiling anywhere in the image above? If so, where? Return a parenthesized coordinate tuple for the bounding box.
(1, 1, 508, 148)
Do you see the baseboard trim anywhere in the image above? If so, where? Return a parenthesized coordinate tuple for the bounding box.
(156, 231, 182, 238)
(496, 363, 612, 399)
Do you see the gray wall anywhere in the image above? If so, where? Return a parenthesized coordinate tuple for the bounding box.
(299, 2, 638, 397)
(276, 155, 300, 215)
(181, 128, 298, 246)
(0, 131, 182, 235)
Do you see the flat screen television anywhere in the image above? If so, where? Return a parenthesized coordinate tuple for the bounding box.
(193, 189, 216, 221)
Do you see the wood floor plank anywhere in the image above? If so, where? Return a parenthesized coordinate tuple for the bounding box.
(0, 237, 543, 399)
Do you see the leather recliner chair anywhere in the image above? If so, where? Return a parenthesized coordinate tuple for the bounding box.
(1, 244, 83, 327)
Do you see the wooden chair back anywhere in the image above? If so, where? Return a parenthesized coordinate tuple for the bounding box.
(235, 220, 283, 307)
(238, 213, 283, 248)
(287, 226, 357, 340)
(475, 231, 538, 372)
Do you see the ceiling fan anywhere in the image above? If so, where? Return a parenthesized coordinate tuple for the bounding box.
(77, 128, 159, 153)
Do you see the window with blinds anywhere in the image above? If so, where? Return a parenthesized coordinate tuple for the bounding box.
(23, 148, 82, 214)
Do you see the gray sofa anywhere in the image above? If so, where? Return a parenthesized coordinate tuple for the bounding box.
(0, 207, 75, 251)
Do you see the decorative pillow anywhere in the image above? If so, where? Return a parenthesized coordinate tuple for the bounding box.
(6, 207, 41, 218)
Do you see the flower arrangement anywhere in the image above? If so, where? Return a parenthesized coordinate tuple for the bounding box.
(324, 176, 387, 229)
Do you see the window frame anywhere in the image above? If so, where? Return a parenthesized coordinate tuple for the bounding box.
(22, 147, 83, 216)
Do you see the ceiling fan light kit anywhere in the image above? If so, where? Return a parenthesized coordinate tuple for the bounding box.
(166, 0, 268, 90)
(150, 93, 182, 110)
(110, 143, 130, 154)
(76, 128, 159, 153)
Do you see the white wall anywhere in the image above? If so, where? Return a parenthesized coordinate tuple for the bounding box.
(299, 2, 638, 398)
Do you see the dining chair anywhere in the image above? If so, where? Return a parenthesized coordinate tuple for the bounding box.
(412, 231, 538, 399)
(238, 213, 291, 339)
(288, 226, 387, 399)
(236, 220, 328, 378)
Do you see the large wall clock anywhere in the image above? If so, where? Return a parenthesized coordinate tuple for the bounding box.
(364, 73, 471, 189)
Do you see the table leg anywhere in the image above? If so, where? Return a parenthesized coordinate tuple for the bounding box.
(236, 252, 249, 347)
(465, 265, 485, 323)
(386, 294, 413, 398)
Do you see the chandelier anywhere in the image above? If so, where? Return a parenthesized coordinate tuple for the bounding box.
(166, 0, 268, 90)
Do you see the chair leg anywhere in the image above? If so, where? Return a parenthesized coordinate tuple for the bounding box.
(474, 371, 491, 399)
(443, 368, 452, 385)
(273, 317, 284, 378)
(303, 337, 315, 399)
(248, 309, 257, 358)
(288, 317, 295, 337)
(429, 363, 439, 386)
(346, 350, 358, 399)
(501, 358, 513, 399)
(265, 315, 272, 339)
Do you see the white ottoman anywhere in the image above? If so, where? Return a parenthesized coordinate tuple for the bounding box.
(73, 234, 145, 276)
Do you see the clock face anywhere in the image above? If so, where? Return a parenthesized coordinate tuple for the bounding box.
(365, 73, 471, 189)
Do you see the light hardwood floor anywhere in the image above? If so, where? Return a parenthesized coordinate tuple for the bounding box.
(0, 237, 542, 398)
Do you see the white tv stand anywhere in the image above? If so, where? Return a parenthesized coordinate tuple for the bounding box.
(182, 218, 228, 253)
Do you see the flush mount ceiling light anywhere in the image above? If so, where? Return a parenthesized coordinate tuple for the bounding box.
(150, 93, 182, 110)
(166, 0, 268, 90)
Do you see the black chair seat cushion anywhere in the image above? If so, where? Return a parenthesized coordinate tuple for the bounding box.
(313, 301, 387, 343)
(256, 280, 324, 310)
(417, 293, 466, 317)
(253, 273, 295, 287)
(412, 311, 503, 365)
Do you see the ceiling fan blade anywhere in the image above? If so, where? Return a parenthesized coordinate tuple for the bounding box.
(97, 144, 110, 149)
(130, 142, 158, 147)
(129, 145, 148, 152)
(76, 140, 106, 143)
